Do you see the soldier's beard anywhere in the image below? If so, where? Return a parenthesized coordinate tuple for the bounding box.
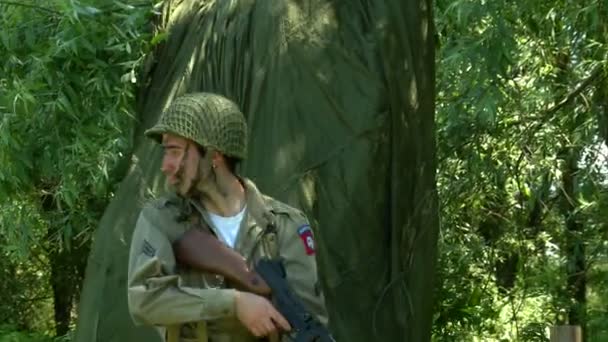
(164, 175, 184, 195)
(167, 158, 216, 199)
(165, 165, 196, 197)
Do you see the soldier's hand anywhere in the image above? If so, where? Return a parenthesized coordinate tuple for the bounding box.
(235, 291, 291, 337)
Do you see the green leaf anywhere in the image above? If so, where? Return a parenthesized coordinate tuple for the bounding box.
(57, 93, 77, 119)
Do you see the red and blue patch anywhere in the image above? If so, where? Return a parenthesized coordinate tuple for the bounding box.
(297, 224, 315, 255)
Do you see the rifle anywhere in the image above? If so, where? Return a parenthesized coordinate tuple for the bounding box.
(173, 228, 335, 342)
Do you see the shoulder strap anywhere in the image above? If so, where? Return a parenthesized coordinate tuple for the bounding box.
(245, 210, 280, 261)
(261, 220, 279, 259)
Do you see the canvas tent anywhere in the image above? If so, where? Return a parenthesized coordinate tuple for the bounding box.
(74, 0, 437, 341)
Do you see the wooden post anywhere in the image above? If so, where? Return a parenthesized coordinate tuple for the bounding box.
(550, 325, 582, 342)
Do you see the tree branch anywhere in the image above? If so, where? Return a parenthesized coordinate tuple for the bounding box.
(0, 0, 60, 16)
(526, 64, 606, 139)
(545, 64, 605, 117)
(508, 64, 606, 208)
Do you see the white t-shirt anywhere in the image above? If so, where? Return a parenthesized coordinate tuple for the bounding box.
(207, 206, 246, 248)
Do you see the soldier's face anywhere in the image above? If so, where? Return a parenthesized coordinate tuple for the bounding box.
(160, 134, 200, 196)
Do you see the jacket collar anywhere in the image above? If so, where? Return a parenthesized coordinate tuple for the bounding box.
(235, 178, 276, 256)
(183, 177, 275, 258)
(241, 178, 273, 228)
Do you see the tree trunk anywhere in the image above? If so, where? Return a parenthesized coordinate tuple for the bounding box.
(42, 188, 91, 337)
(41, 190, 73, 337)
(560, 147, 587, 339)
(550, 325, 582, 342)
(49, 248, 74, 337)
(48, 241, 90, 337)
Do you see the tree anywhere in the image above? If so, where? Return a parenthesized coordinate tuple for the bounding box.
(74, 0, 439, 341)
(0, 0, 155, 337)
(433, 0, 608, 340)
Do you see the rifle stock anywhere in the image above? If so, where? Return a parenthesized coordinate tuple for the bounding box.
(173, 228, 271, 296)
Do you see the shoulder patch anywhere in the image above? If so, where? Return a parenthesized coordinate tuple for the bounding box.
(297, 224, 316, 255)
(142, 239, 156, 257)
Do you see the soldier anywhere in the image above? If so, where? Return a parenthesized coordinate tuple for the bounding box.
(127, 92, 328, 342)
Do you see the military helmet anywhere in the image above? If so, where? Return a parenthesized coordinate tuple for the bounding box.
(145, 92, 248, 159)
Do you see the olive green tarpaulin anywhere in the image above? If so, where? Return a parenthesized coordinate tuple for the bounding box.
(74, 0, 437, 341)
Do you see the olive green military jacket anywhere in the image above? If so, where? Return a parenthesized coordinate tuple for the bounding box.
(127, 178, 328, 342)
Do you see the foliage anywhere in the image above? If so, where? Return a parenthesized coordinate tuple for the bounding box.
(0, 324, 73, 342)
(0, 201, 54, 333)
(0, 0, 158, 252)
(433, 0, 608, 340)
(0, 326, 52, 342)
(0, 0, 159, 335)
